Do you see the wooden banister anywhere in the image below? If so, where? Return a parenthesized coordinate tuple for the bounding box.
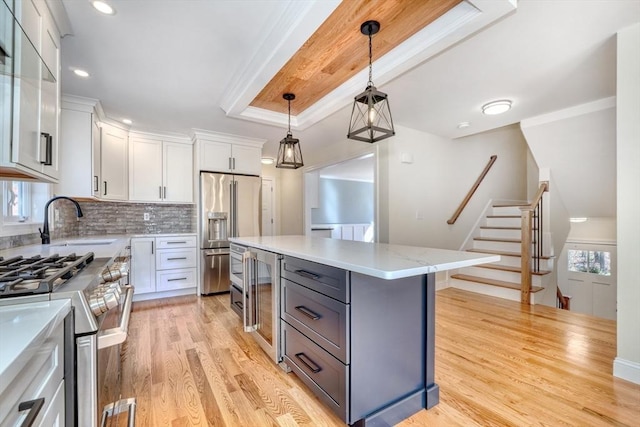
(447, 155, 497, 225)
(557, 286, 571, 310)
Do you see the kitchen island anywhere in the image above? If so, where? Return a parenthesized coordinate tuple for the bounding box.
(230, 236, 499, 426)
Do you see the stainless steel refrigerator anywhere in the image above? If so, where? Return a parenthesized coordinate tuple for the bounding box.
(200, 171, 261, 294)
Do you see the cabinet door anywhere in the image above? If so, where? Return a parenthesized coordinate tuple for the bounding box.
(129, 137, 162, 201)
(199, 140, 232, 172)
(12, 22, 42, 173)
(57, 108, 93, 197)
(100, 124, 128, 200)
(39, 16, 59, 179)
(131, 238, 156, 294)
(163, 142, 193, 202)
(232, 144, 261, 175)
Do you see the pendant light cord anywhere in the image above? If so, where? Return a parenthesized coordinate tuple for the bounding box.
(287, 98, 291, 135)
(367, 26, 374, 87)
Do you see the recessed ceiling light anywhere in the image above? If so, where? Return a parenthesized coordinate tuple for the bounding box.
(261, 157, 275, 165)
(482, 100, 512, 115)
(569, 217, 588, 223)
(92, 1, 115, 15)
(122, 119, 132, 125)
(457, 122, 470, 129)
(73, 69, 90, 78)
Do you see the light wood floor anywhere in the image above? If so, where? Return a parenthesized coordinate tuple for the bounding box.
(121, 288, 640, 426)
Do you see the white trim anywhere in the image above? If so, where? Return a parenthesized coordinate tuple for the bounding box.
(565, 239, 617, 246)
(521, 97, 616, 129)
(190, 129, 266, 148)
(129, 130, 192, 145)
(613, 357, 640, 385)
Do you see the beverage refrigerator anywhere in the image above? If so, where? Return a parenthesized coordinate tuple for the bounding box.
(200, 171, 261, 294)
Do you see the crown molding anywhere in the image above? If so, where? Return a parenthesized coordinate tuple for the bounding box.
(223, 0, 517, 130)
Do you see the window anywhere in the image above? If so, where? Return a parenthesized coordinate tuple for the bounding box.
(568, 249, 611, 276)
(2, 181, 31, 222)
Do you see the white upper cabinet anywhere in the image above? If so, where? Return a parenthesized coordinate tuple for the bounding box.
(101, 123, 129, 200)
(129, 132, 193, 203)
(1, 0, 61, 182)
(193, 130, 265, 176)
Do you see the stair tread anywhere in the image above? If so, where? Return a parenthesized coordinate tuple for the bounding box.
(478, 264, 551, 275)
(467, 248, 521, 257)
(474, 236, 522, 243)
(480, 226, 521, 230)
(493, 203, 530, 207)
(466, 248, 552, 260)
(451, 273, 544, 293)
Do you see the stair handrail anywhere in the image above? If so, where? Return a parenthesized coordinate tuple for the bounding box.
(557, 286, 571, 310)
(447, 155, 498, 225)
(520, 181, 549, 304)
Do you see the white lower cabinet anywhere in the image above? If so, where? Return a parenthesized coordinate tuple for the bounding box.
(131, 234, 197, 300)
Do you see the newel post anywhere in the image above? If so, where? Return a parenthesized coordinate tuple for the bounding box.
(520, 207, 533, 304)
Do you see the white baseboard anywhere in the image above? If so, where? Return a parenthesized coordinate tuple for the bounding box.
(613, 357, 640, 385)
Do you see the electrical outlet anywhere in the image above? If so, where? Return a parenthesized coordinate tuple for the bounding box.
(143, 212, 150, 221)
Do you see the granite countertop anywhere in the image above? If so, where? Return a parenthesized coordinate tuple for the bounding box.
(230, 235, 500, 280)
(0, 299, 71, 397)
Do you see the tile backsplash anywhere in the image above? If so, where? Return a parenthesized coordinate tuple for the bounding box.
(0, 201, 196, 250)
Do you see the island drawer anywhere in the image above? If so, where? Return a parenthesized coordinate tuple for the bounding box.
(156, 268, 196, 291)
(281, 278, 349, 363)
(281, 255, 349, 303)
(282, 322, 348, 422)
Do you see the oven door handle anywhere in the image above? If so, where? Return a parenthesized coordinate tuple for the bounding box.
(101, 397, 136, 427)
(97, 285, 134, 349)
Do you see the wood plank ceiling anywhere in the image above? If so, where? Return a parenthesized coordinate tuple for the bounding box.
(250, 0, 462, 115)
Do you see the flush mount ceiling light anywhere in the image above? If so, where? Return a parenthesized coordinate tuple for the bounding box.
(73, 68, 90, 78)
(347, 20, 395, 144)
(261, 157, 275, 165)
(91, 0, 115, 15)
(457, 121, 470, 129)
(276, 93, 304, 169)
(569, 217, 588, 223)
(122, 118, 132, 125)
(482, 100, 512, 115)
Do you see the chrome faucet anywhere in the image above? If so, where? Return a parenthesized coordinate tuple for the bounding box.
(39, 196, 84, 244)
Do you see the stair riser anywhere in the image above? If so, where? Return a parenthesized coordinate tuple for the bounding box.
(462, 266, 543, 286)
(486, 217, 521, 228)
(447, 280, 544, 304)
(492, 206, 525, 216)
(480, 228, 522, 239)
(473, 240, 522, 252)
(490, 256, 522, 268)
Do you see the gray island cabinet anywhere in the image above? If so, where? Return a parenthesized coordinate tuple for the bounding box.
(230, 236, 499, 426)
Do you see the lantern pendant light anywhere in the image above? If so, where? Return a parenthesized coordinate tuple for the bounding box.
(347, 20, 395, 143)
(276, 93, 304, 169)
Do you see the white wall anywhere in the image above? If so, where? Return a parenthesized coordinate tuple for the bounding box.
(615, 23, 640, 385)
(385, 124, 528, 250)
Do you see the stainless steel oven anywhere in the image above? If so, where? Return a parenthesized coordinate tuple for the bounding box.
(242, 247, 282, 364)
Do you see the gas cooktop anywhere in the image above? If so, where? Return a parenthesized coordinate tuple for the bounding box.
(0, 252, 95, 298)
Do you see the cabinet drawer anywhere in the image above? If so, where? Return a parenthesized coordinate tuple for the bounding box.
(156, 248, 197, 270)
(283, 322, 348, 422)
(282, 256, 349, 303)
(0, 325, 64, 426)
(281, 278, 349, 363)
(156, 235, 197, 249)
(156, 268, 196, 291)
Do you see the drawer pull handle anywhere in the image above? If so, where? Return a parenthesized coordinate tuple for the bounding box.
(295, 269, 321, 280)
(295, 305, 321, 320)
(295, 352, 322, 373)
(167, 257, 187, 261)
(167, 277, 187, 282)
(19, 397, 45, 427)
(166, 241, 187, 244)
(234, 301, 244, 309)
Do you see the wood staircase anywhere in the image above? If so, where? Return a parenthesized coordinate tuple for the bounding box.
(451, 203, 551, 303)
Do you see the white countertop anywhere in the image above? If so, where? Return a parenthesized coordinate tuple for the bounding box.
(230, 236, 500, 280)
(0, 299, 71, 396)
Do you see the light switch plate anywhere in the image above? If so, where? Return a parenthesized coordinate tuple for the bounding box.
(143, 212, 150, 221)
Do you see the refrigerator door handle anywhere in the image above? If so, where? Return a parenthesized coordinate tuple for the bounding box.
(233, 180, 238, 237)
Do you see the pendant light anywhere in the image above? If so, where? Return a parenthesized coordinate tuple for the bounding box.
(347, 20, 395, 143)
(276, 93, 304, 169)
